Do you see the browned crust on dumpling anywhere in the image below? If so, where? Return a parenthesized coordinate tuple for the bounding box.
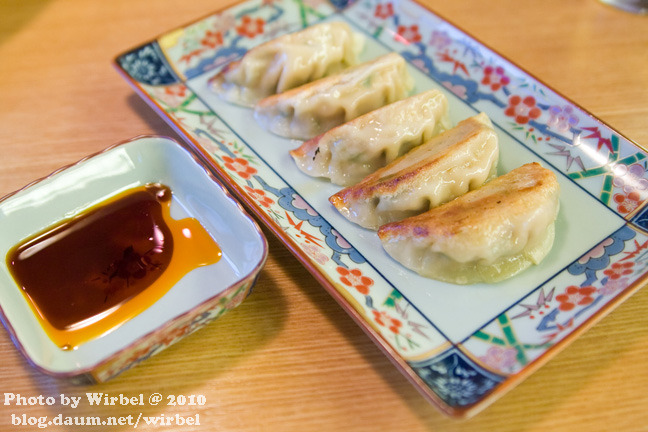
(289, 133, 322, 159)
(377, 162, 559, 241)
(329, 114, 492, 208)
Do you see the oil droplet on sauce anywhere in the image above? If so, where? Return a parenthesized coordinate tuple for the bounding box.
(6, 184, 222, 349)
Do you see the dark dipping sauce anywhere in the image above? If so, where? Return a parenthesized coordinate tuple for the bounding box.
(7, 183, 222, 349)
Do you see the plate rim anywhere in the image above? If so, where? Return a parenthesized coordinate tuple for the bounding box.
(112, 0, 648, 417)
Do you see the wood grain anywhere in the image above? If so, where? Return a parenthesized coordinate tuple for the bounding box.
(0, 0, 647, 430)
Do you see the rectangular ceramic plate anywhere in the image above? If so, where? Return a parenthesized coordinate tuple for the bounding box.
(115, 0, 648, 417)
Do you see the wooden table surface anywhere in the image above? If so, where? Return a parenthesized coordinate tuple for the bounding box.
(1, 0, 647, 430)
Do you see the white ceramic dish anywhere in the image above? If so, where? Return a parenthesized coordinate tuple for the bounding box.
(0, 136, 268, 382)
(115, 0, 648, 417)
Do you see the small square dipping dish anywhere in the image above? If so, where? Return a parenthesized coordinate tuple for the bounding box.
(0, 135, 268, 382)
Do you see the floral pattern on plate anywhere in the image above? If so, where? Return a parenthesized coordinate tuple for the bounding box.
(115, 0, 648, 417)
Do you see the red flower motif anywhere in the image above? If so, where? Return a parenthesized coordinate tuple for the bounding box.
(613, 191, 642, 214)
(222, 156, 257, 179)
(244, 185, 274, 208)
(158, 323, 193, 347)
(336, 266, 373, 295)
(374, 2, 394, 19)
(396, 24, 421, 44)
(372, 310, 403, 334)
(236, 16, 265, 38)
(158, 84, 189, 107)
(603, 261, 634, 280)
(201, 30, 224, 48)
(504, 95, 542, 124)
(164, 85, 186, 98)
(481, 65, 510, 91)
(555, 285, 597, 312)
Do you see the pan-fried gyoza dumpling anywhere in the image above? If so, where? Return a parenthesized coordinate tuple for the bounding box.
(208, 22, 365, 106)
(377, 163, 560, 284)
(254, 52, 414, 140)
(329, 113, 499, 229)
(289, 89, 451, 186)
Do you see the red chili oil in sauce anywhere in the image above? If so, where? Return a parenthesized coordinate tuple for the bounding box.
(6, 183, 222, 349)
